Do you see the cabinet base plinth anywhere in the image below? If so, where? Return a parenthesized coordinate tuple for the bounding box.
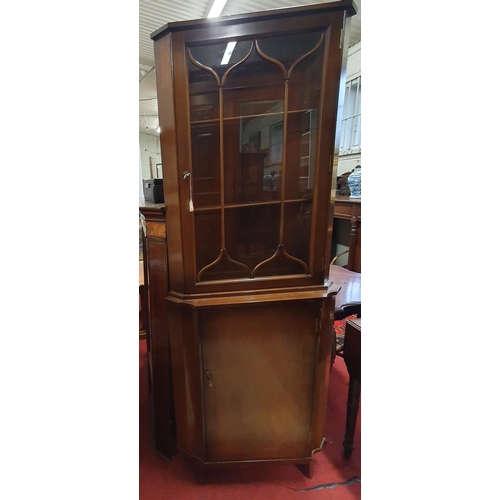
(185, 454, 317, 484)
(296, 462, 313, 479)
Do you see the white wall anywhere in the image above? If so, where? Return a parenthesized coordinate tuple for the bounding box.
(139, 132, 162, 181)
(139, 145, 145, 204)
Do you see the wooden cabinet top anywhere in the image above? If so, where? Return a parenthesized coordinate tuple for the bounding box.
(151, 1, 357, 40)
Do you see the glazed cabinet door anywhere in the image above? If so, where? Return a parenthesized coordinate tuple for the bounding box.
(179, 24, 343, 291)
(200, 301, 320, 462)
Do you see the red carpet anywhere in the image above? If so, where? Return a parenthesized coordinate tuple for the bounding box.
(139, 324, 361, 499)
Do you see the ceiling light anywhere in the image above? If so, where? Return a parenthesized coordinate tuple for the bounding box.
(221, 41, 236, 65)
(207, 0, 228, 18)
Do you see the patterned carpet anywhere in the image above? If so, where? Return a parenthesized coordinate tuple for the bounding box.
(334, 315, 357, 353)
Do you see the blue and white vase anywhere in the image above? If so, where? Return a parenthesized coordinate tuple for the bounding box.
(347, 165, 361, 199)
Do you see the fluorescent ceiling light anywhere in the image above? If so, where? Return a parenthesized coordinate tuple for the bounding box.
(207, 0, 228, 18)
(207, 1, 236, 67)
(221, 41, 237, 65)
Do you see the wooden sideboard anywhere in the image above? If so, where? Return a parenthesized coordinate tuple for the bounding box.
(332, 196, 361, 273)
(139, 202, 176, 461)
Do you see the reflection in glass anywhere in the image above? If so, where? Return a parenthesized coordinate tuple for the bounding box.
(223, 44, 284, 119)
(282, 200, 312, 265)
(190, 41, 253, 80)
(287, 34, 324, 112)
(257, 32, 323, 72)
(188, 57, 219, 123)
(238, 99, 283, 117)
(253, 201, 311, 277)
(191, 124, 221, 207)
(194, 211, 222, 275)
(225, 205, 280, 271)
(224, 108, 283, 204)
(284, 109, 317, 200)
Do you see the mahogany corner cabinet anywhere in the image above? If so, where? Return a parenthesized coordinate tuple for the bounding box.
(150, 0, 358, 483)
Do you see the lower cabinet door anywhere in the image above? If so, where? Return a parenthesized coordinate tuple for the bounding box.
(200, 300, 319, 462)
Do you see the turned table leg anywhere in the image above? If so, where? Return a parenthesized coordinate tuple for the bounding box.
(342, 376, 360, 458)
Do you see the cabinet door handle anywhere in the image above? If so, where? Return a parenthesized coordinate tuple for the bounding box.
(183, 171, 194, 212)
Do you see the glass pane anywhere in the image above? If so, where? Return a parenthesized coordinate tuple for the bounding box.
(224, 112, 283, 204)
(238, 99, 283, 117)
(194, 211, 222, 275)
(223, 44, 285, 119)
(188, 57, 219, 123)
(282, 201, 311, 265)
(190, 41, 253, 81)
(225, 205, 280, 271)
(252, 202, 311, 277)
(287, 33, 324, 112)
(187, 32, 326, 283)
(257, 32, 323, 71)
(191, 124, 221, 207)
(198, 251, 251, 282)
(284, 109, 317, 200)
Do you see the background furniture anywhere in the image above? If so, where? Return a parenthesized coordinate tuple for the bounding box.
(151, 0, 356, 482)
(328, 266, 360, 367)
(332, 196, 361, 272)
(342, 317, 361, 458)
(139, 202, 176, 462)
(139, 260, 147, 338)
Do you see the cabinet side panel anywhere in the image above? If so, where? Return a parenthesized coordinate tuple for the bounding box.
(167, 303, 205, 459)
(154, 33, 185, 291)
(201, 301, 319, 462)
(311, 12, 348, 282)
(310, 297, 335, 448)
(147, 236, 176, 458)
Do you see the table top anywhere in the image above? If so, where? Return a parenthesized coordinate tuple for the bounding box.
(346, 317, 361, 331)
(329, 265, 361, 307)
(334, 195, 361, 204)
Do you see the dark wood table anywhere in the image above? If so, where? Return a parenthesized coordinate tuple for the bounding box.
(342, 317, 361, 458)
(329, 265, 361, 313)
(139, 260, 147, 338)
(328, 266, 361, 458)
(329, 265, 361, 366)
(332, 196, 361, 272)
